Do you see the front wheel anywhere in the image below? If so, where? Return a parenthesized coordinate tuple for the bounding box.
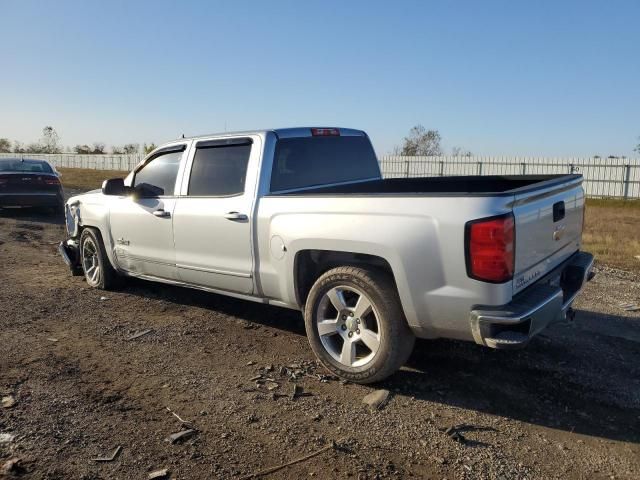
(304, 266, 415, 384)
(80, 228, 122, 290)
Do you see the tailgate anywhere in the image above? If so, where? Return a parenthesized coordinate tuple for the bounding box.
(512, 176, 585, 294)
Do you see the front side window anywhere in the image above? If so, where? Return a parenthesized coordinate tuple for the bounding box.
(188, 142, 251, 196)
(133, 150, 182, 197)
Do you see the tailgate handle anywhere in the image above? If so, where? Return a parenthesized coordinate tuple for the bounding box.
(553, 201, 565, 222)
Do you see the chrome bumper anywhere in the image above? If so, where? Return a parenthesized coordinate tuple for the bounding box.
(470, 251, 595, 349)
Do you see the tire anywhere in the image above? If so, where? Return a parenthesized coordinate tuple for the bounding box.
(80, 228, 122, 290)
(304, 266, 415, 384)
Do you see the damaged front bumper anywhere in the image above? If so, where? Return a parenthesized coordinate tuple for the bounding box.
(58, 239, 83, 275)
(470, 251, 595, 349)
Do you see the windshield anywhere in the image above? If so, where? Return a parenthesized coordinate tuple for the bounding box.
(270, 136, 380, 192)
(0, 159, 54, 174)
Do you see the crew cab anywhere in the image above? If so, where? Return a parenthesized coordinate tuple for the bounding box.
(59, 127, 594, 383)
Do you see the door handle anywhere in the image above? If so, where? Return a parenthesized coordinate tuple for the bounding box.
(153, 209, 171, 218)
(224, 211, 248, 221)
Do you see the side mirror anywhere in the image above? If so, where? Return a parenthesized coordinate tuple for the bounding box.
(102, 178, 127, 196)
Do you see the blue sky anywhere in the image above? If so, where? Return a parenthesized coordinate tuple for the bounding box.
(1, 0, 639, 156)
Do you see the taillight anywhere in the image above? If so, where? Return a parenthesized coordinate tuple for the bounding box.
(311, 127, 340, 136)
(44, 177, 61, 185)
(465, 213, 515, 283)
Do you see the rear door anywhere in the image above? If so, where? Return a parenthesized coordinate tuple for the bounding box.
(109, 144, 187, 280)
(512, 177, 585, 293)
(172, 136, 261, 294)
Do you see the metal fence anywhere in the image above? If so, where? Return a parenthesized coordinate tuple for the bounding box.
(380, 156, 640, 199)
(2, 152, 639, 199)
(0, 152, 143, 172)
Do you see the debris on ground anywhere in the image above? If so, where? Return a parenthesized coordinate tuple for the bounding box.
(46, 337, 58, 342)
(291, 384, 302, 400)
(92, 445, 122, 462)
(126, 329, 153, 341)
(444, 426, 467, 445)
(621, 303, 640, 312)
(1, 395, 16, 408)
(1, 458, 25, 476)
(0, 433, 16, 444)
(166, 429, 197, 444)
(166, 407, 193, 427)
(265, 381, 279, 391)
(99, 296, 108, 301)
(239, 441, 337, 479)
(362, 389, 391, 410)
(148, 468, 170, 479)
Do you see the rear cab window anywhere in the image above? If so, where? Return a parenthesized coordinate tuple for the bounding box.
(187, 138, 252, 197)
(270, 134, 380, 192)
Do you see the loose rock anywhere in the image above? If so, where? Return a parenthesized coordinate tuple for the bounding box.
(148, 468, 169, 479)
(362, 389, 391, 410)
(1, 395, 16, 408)
(166, 429, 197, 444)
(0, 433, 16, 444)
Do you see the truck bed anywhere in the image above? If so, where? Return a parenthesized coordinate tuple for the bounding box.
(271, 174, 581, 197)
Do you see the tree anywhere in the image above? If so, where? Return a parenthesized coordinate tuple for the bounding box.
(397, 125, 442, 156)
(635, 136, 640, 155)
(451, 146, 473, 157)
(24, 143, 46, 153)
(74, 144, 92, 154)
(123, 143, 139, 154)
(12, 141, 25, 153)
(111, 146, 124, 154)
(143, 143, 157, 155)
(91, 143, 106, 154)
(0, 138, 11, 153)
(40, 126, 61, 154)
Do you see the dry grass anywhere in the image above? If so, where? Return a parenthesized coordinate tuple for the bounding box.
(58, 167, 129, 191)
(57, 168, 640, 273)
(583, 199, 640, 272)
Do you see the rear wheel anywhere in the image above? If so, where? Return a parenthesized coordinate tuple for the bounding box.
(80, 228, 121, 290)
(304, 266, 415, 384)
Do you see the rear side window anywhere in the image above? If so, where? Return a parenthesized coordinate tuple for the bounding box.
(270, 136, 379, 192)
(133, 151, 182, 197)
(188, 142, 251, 196)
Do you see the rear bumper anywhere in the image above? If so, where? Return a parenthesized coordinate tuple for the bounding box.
(470, 251, 594, 349)
(0, 192, 63, 207)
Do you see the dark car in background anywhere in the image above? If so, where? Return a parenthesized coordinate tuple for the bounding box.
(0, 158, 64, 212)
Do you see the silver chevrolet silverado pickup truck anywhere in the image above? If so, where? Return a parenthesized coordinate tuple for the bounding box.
(59, 127, 594, 383)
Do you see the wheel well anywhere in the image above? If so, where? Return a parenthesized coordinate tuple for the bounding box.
(294, 250, 395, 308)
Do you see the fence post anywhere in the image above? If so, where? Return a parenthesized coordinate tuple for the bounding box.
(477, 161, 483, 175)
(404, 158, 409, 177)
(439, 160, 444, 176)
(623, 164, 631, 200)
(521, 162, 526, 174)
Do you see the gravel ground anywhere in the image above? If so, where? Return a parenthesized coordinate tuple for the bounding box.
(0, 204, 639, 480)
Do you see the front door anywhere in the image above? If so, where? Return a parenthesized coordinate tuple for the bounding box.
(110, 146, 186, 280)
(172, 137, 255, 294)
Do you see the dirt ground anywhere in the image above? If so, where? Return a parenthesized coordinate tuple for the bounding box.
(1, 201, 639, 480)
